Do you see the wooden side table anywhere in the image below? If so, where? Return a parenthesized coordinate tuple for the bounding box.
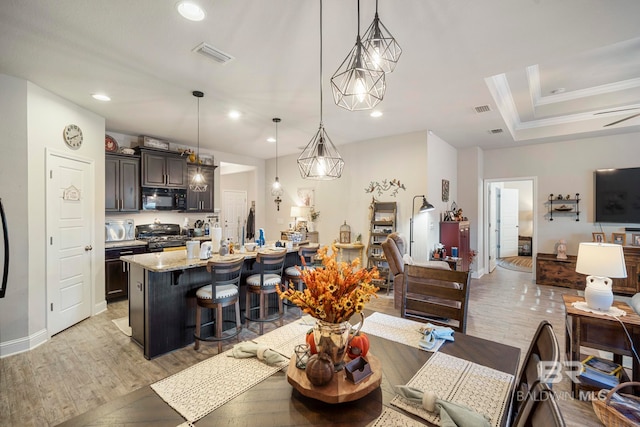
(563, 294, 640, 398)
(334, 243, 365, 263)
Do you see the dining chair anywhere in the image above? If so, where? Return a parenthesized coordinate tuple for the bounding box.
(194, 256, 245, 353)
(283, 245, 319, 315)
(245, 250, 287, 335)
(512, 382, 566, 427)
(510, 320, 560, 423)
(402, 264, 470, 333)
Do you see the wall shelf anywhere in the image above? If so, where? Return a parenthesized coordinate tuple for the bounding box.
(546, 193, 580, 221)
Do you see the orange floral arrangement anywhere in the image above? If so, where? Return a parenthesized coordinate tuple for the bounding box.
(277, 245, 380, 323)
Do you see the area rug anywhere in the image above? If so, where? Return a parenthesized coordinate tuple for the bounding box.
(112, 317, 132, 337)
(497, 256, 532, 273)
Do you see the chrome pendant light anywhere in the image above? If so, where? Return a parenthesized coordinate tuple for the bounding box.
(298, 0, 344, 180)
(362, 0, 402, 74)
(271, 117, 283, 210)
(330, 0, 385, 111)
(189, 90, 207, 192)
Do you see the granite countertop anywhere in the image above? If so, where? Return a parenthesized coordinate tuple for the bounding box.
(120, 246, 295, 273)
(105, 240, 148, 250)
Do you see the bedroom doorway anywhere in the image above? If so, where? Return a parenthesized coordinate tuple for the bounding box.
(485, 178, 536, 276)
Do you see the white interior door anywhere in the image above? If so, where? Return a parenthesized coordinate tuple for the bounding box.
(498, 188, 519, 258)
(46, 151, 94, 336)
(222, 190, 247, 243)
(488, 183, 498, 272)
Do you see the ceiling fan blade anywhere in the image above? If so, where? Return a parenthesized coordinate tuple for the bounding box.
(604, 112, 640, 127)
(594, 107, 640, 115)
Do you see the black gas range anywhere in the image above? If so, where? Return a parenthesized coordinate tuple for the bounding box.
(136, 223, 190, 252)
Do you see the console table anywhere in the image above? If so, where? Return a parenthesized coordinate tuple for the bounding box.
(563, 295, 640, 398)
(536, 248, 640, 294)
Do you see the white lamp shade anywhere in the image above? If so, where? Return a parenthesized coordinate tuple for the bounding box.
(290, 206, 311, 219)
(575, 242, 627, 278)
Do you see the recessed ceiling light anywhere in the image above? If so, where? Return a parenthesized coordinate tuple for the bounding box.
(266, 137, 276, 143)
(176, 1, 205, 21)
(91, 93, 111, 101)
(228, 110, 241, 120)
(370, 110, 383, 118)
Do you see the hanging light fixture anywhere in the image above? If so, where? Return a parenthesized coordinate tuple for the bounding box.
(298, 0, 344, 180)
(189, 90, 207, 192)
(362, 0, 402, 73)
(330, 0, 385, 111)
(271, 117, 283, 210)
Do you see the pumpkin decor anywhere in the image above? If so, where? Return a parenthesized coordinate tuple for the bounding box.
(347, 331, 370, 359)
(306, 329, 318, 355)
(305, 353, 334, 386)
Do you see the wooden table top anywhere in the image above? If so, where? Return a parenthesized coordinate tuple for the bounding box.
(59, 327, 520, 427)
(563, 294, 640, 326)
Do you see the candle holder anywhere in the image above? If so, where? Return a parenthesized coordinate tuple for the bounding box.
(294, 344, 310, 369)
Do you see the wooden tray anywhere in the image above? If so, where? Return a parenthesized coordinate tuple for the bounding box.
(286, 353, 382, 404)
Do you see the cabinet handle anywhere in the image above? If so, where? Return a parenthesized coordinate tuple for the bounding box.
(120, 250, 133, 255)
(122, 261, 127, 273)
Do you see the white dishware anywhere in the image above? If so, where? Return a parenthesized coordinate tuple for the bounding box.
(186, 240, 200, 259)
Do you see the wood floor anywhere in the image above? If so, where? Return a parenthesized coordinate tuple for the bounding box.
(0, 267, 605, 426)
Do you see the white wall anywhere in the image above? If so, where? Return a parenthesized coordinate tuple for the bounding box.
(1, 75, 106, 357)
(263, 131, 457, 263)
(0, 75, 29, 344)
(478, 132, 640, 256)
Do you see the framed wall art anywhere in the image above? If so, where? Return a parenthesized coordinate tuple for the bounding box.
(592, 232, 606, 243)
(297, 188, 314, 207)
(632, 234, 640, 246)
(442, 179, 450, 202)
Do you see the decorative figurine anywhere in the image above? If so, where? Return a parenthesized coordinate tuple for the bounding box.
(557, 239, 567, 260)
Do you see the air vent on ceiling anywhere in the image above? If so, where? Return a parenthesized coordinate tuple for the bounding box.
(192, 42, 235, 64)
(488, 128, 504, 134)
(474, 105, 492, 114)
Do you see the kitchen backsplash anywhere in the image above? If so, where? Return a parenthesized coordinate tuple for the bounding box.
(105, 211, 216, 232)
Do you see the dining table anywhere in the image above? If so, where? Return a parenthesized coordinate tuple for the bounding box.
(59, 314, 521, 427)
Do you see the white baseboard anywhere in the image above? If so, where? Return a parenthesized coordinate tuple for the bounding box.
(94, 299, 107, 316)
(0, 328, 48, 358)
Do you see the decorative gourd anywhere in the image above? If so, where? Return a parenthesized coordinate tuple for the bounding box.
(347, 331, 370, 359)
(305, 353, 334, 386)
(306, 329, 318, 355)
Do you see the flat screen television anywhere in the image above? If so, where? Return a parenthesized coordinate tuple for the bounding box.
(595, 167, 640, 223)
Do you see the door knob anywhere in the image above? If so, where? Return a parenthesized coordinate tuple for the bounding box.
(85, 245, 93, 251)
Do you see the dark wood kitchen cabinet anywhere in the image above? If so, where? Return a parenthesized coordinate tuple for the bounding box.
(105, 245, 147, 301)
(440, 221, 471, 271)
(186, 164, 216, 211)
(105, 153, 140, 212)
(138, 148, 188, 189)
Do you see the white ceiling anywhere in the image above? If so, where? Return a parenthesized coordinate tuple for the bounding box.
(1, 0, 639, 160)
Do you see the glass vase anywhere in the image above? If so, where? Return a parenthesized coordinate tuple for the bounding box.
(312, 313, 364, 371)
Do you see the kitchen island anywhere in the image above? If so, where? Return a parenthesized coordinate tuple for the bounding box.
(121, 247, 304, 359)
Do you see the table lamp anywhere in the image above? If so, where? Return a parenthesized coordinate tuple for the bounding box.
(575, 242, 627, 311)
(290, 206, 310, 230)
(409, 195, 435, 256)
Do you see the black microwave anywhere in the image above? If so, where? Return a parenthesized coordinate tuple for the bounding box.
(141, 188, 187, 211)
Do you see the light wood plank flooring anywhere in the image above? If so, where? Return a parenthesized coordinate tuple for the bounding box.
(0, 267, 606, 426)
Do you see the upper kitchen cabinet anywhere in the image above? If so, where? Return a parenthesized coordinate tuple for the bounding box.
(105, 153, 140, 212)
(138, 147, 187, 189)
(186, 164, 216, 211)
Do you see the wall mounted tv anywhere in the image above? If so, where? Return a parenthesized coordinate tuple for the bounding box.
(595, 167, 640, 223)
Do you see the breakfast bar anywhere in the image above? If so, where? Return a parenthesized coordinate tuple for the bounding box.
(122, 247, 302, 359)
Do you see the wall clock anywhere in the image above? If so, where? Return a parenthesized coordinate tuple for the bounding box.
(63, 124, 83, 149)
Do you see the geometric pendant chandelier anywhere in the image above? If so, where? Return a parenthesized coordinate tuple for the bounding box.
(298, 0, 344, 180)
(330, 0, 385, 111)
(361, 0, 401, 73)
(189, 90, 208, 192)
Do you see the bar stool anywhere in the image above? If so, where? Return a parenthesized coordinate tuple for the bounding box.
(245, 250, 286, 335)
(194, 256, 244, 353)
(283, 245, 319, 314)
